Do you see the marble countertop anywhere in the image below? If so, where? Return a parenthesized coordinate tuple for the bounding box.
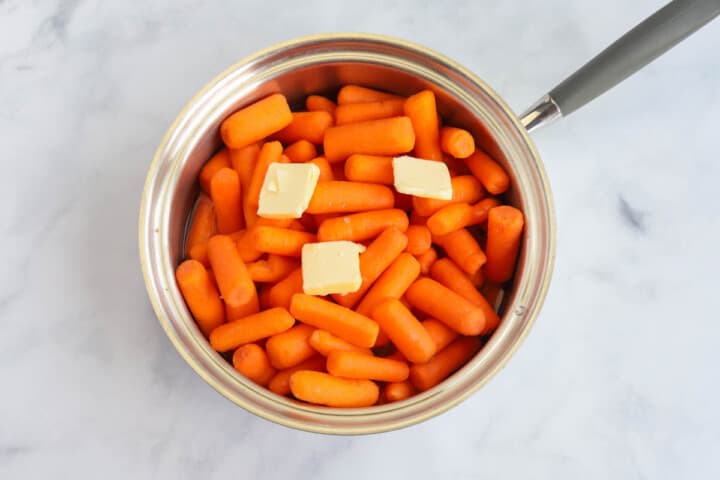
(3, 0, 719, 478)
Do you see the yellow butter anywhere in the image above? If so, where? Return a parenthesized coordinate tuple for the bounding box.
(392, 155, 452, 200)
(258, 163, 320, 219)
(301, 241, 365, 295)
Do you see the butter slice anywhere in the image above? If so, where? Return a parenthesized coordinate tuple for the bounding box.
(258, 163, 320, 219)
(392, 155, 452, 200)
(301, 241, 365, 295)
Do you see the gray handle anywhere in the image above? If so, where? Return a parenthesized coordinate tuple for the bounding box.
(522, 0, 720, 131)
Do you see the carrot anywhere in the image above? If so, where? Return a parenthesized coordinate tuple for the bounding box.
(433, 228, 486, 275)
(283, 139, 317, 163)
(265, 323, 316, 369)
(245, 141, 285, 227)
(251, 225, 316, 257)
(335, 98, 405, 125)
(327, 350, 409, 382)
(405, 277, 486, 335)
(258, 285, 273, 310)
(289, 294, 379, 348)
(186, 195, 215, 264)
(440, 126, 475, 159)
(210, 168, 244, 233)
(206, 235, 259, 320)
(404, 225, 431, 255)
(430, 258, 500, 333)
(230, 229, 263, 263)
(482, 282, 505, 312)
(308, 156, 334, 181)
(307, 181, 395, 214)
(246, 254, 299, 283)
(370, 298, 436, 363)
(356, 253, 421, 317)
(209, 307, 294, 351)
(485, 206, 524, 283)
(421, 318, 459, 352)
(415, 247, 437, 275)
(403, 90, 442, 161)
(268, 356, 326, 396)
(412, 175, 484, 216)
(317, 209, 409, 242)
(232, 343, 276, 386)
(465, 150, 510, 195)
(199, 149, 231, 194)
(384, 349, 407, 362)
(305, 94, 337, 114)
(344, 154, 394, 185)
(409, 336, 482, 391)
(323, 116, 415, 163)
(267, 268, 303, 310)
(230, 144, 261, 227)
(175, 260, 225, 336)
(426, 198, 501, 236)
(289, 371, 379, 407)
(337, 85, 402, 104)
(308, 330, 373, 357)
(272, 111, 334, 145)
(332, 226, 408, 308)
(221, 93, 293, 149)
(384, 381, 417, 403)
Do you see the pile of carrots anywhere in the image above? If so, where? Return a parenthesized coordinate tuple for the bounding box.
(175, 85, 525, 408)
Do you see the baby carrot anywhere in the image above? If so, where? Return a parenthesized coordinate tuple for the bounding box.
(246, 254, 299, 283)
(308, 330, 373, 357)
(199, 149, 231, 194)
(433, 228, 486, 275)
(290, 294, 379, 348)
(405, 277, 486, 335)
(272, 111, 334, 145)
(404, 225, 431, 255)
(485, 206, 524, 283)
(335, 98, 405, 125)
(337, 85, 402, 104)
(308, 156, 334, 181)
(403, 90, 442, 161)
(440, 126, 475, 159)
(344, 154, 394, 185)
(230, 229, 263, 263)
(230, 143, 260, 227)
(409, 336, 482, 391)
(290, 370, 379, 407)
(323, 116, 415, 163)
(207, 235, 259, 319)
(267, 268, 303, 310)
(370, 298, 436, 364)
(283, 139, 317, 163)
(465, 150, 510, 195)
(356, 253, 421, 317)
(384, 381, 417, 403)
(426, 198, 501, 236)
(245, 141, 285, 225)
(307, 181, 395, 214)
(327, 350, 409, 382)
(175, 260, 225, 336)
(209, 307, 295, 351)
(415, 247, 437, 275)
(421, 318, 459, 352)
(265, 323, 316, 369)
(305, 94, 337, 114)
(317, 209, 409, 242)
(186, 195, 215, 263)
(268, 356, 326, 396)
(210, 168, 244, 234)
(412, 175, 484, 216)
(251, 226, 316, 257)
(221, 93, 293, 149)
(232, 343, 276, 386)
(332, 226, 408, 308)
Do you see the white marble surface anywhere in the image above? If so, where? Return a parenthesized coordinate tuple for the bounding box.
(2, 0, 719, 478)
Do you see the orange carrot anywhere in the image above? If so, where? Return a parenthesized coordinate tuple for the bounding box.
(421, 318, 459, 352)
(289, 294, 379, 348)
(258, 285, 273, 310)
(426, 198, 501, 236)
(251, 226, 316, 257)
(440, 126, 475, 159)
(404, 90, 442, 161)
(305, 94, 337, 114)
(317, 209, 409, 242)
(232, 343, 276, 386)
(290, 370, 379, 407)
(409, 337, 481, 391)
(246, 254, 299, 283)
(344, 154, 394, 185)
(268, 356, 326, 396)
(337, 85, 402, 104)
(221, 93, 293, 149)
(272, 111, 334, 145)
(308, 156, 334, 181)
(404, 225, 431, 255)
(210, 168, 244, 234)
(443, 153, 470, 175)
(245, 141, 285, 227)
(267, 268, 303, 310)
(175, 260, 225, 336)
(412, 175, 484, 216)
(384, 381, 417, 403)
(307, 181, 395, 214)
(283, 139, 317, 163)
(465, 150, 510, 195)
(323, 116, 415, 163)
(266, 323, 316, 369)
(230, 144, 261, 227)
(415, 247, 437, 275)
(308, 330, 373, 357)
(230, 229, 263, 263)
(356, 253, 421, 317)
(199, 149, 231, 194)
(207, 235, 259, 319)
(405, 277, 486, 335)
(330, 162, 346, 181)
(327, 350, 409, 382)
(433, 228, 486, 275)
(186, 195, 215, 264)
(370, 298, 436, 363)
(485, 206, 524, 283)
(209, 307, 294, 351)
(335, 98, 405, 125)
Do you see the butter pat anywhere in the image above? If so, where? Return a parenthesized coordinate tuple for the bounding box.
(301, 241, 365, 295)
(392, 155, 452, 200)
(258, 163, 320, 219)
